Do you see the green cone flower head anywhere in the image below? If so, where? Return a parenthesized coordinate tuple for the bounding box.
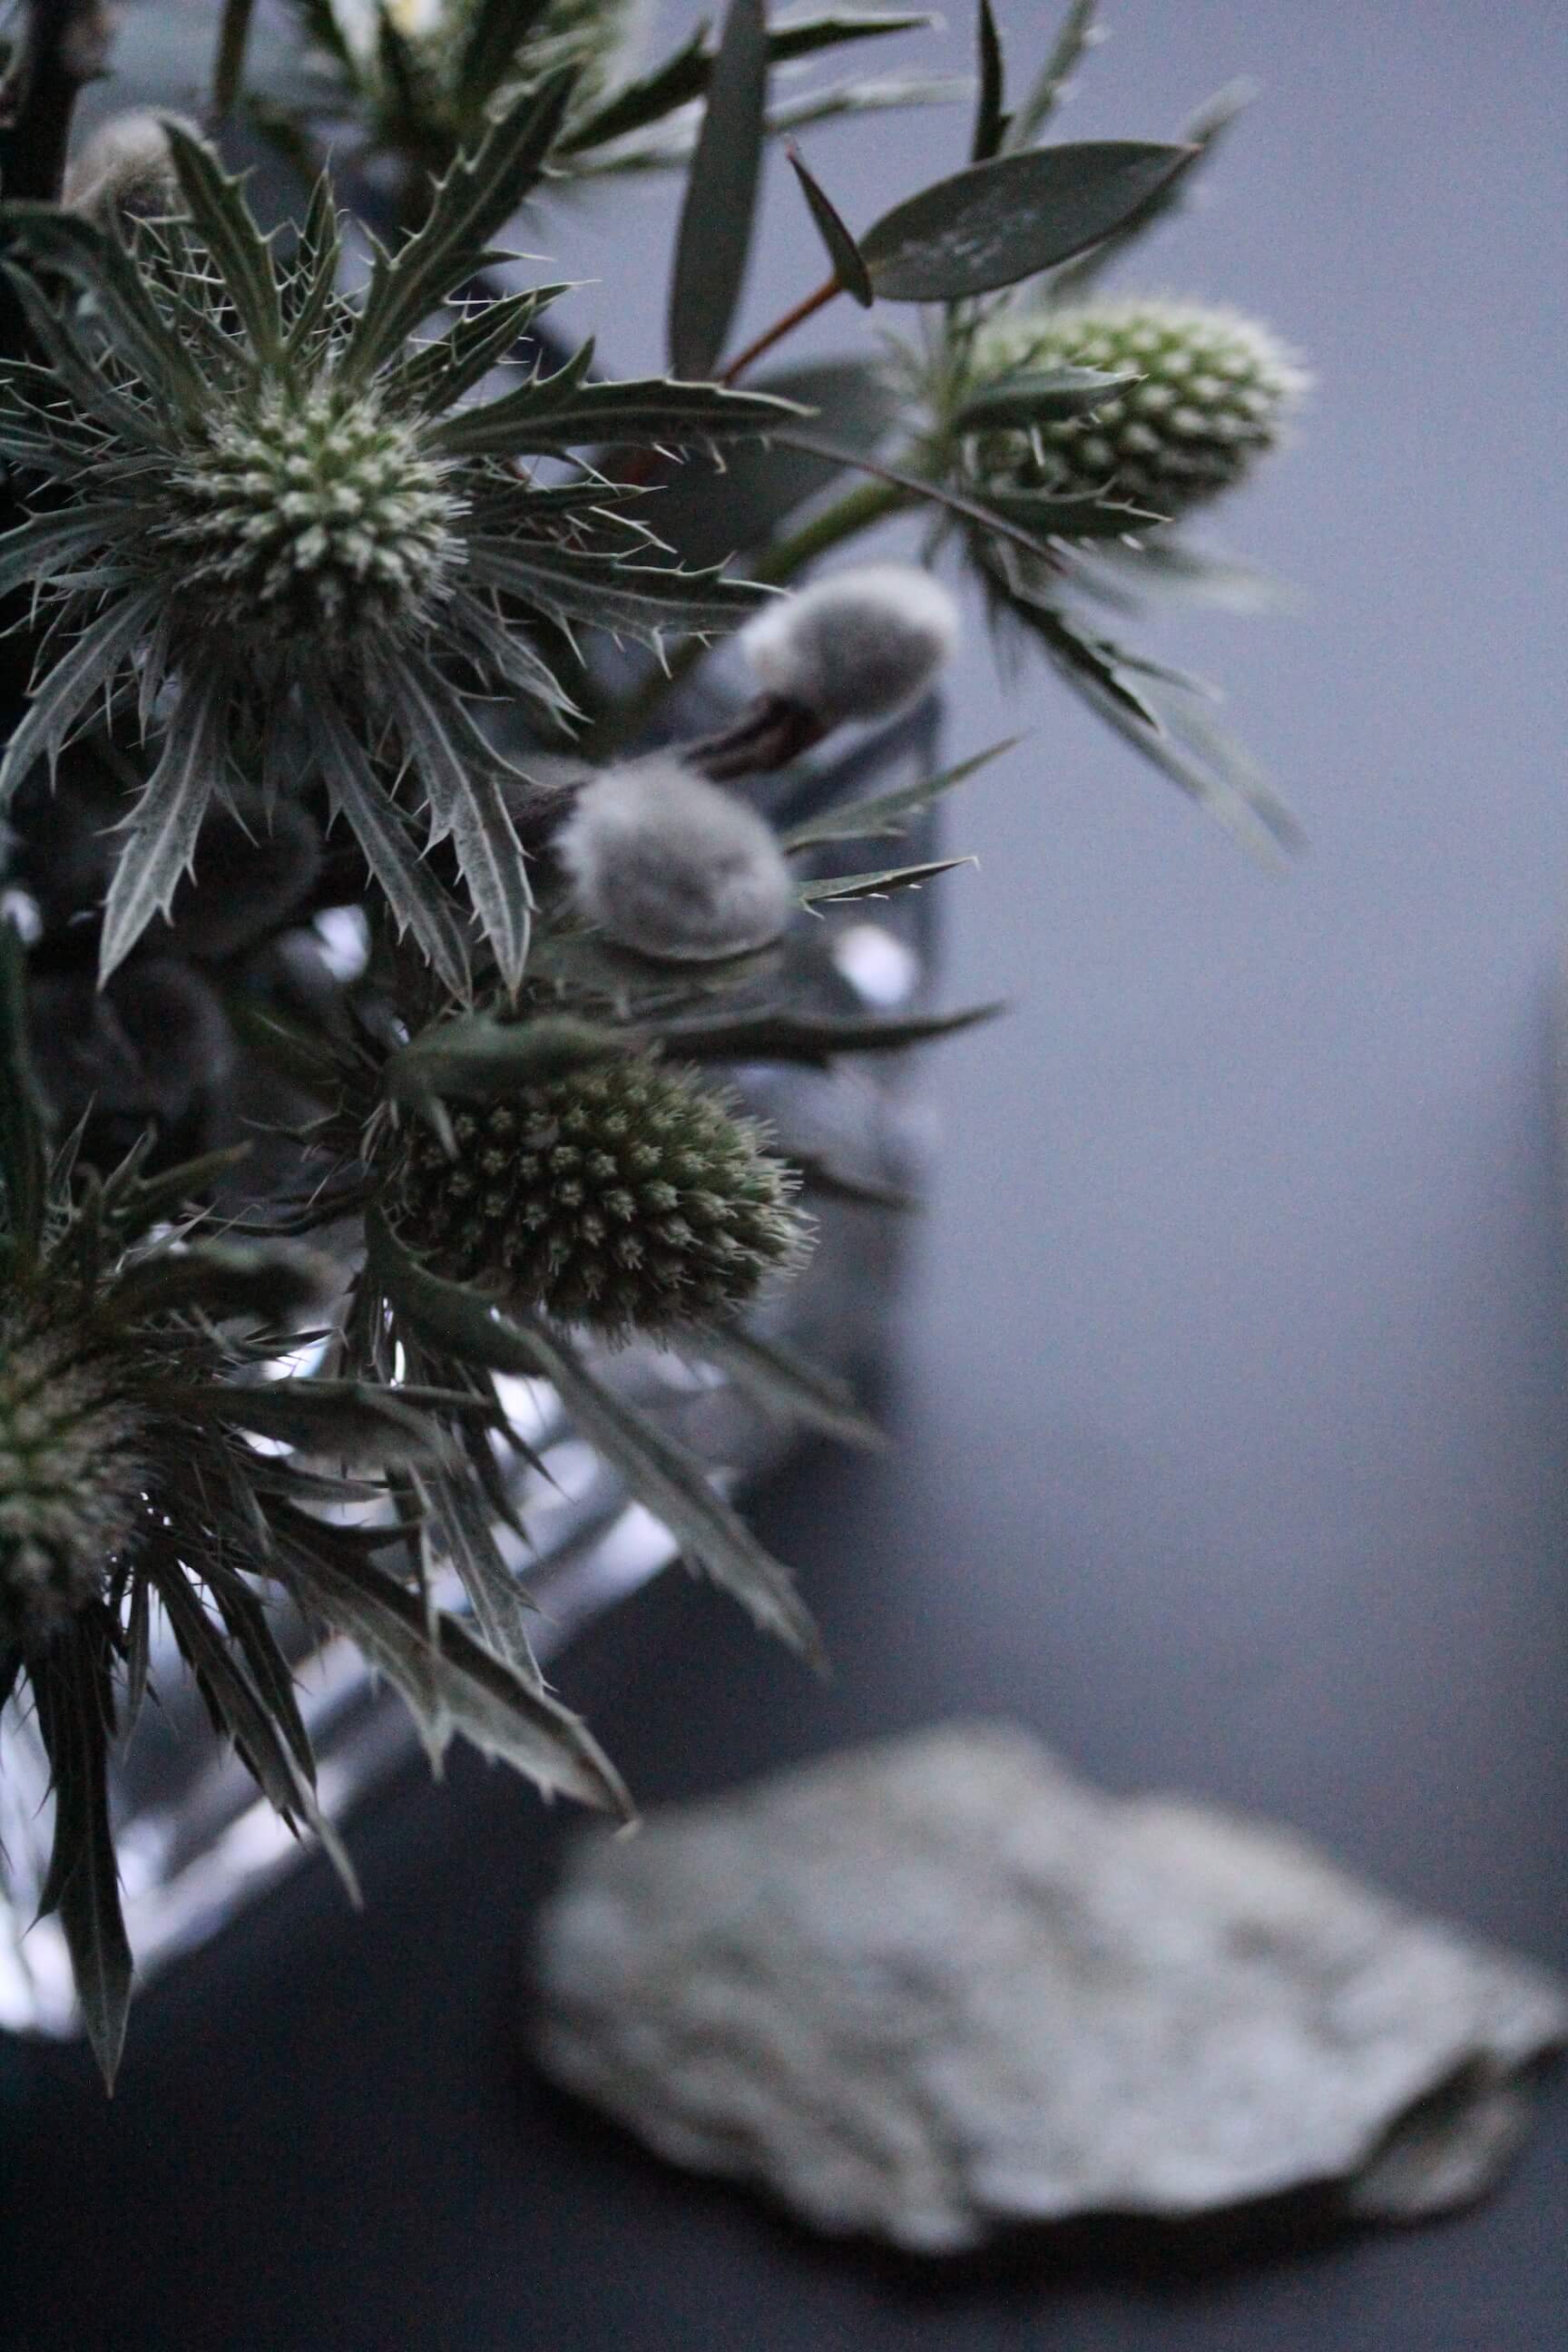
(973, 298, 1308, 514)
(0, 1319, 151, 1648)
(389, 1056, 807, 1338)
(167, 386, 462, 647)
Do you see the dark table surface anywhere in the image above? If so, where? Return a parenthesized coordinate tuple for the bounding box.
(4, 3, 1566, 2347)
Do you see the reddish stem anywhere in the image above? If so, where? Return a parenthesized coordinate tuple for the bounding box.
(720, 275, 841, 387)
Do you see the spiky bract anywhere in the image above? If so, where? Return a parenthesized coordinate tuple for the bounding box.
(973, 299, 1308, 514)
(388, 1058, 807, 1338)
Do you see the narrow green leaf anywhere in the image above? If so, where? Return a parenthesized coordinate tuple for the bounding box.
(0, 920, 49, 1263)
(457, 0, 554, 113)
(152, 1561, 360, 1898)
(799, 856, 975, 903)
(1051, 79, 1255, 299)
(953, 363, 1138, 430)
(162, 123, 285, 364)
(385, 1012, 630, 1107)
(33, 1626, 132, 2092)
(645, 1000, 1003, 1062)
(668, 0, 769, 377)
(694, 1324, 884, 1450)
(211, 0, 260, 122)
(978, 478, 1169, 538)
(861, 141, 1192, 301)
(782, 740, 1014, 850)
(344, 70, 580, 386)
(562, 13, 933, 157)
(972, 0, 1007, 163)
(785, 142, 873, 305)
(1005, 0, 1098, 151)
(100, 672, 226, 982)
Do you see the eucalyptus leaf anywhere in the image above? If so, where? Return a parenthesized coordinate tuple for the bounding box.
(785, 143, 874, 306)
(102, 1238, 333, 1328)
(972, 0, 1007, 164)
(668, 0, 769, 378)
(860, 141, 1191, 301)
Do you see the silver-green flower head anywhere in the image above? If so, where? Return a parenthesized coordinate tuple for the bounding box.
(0, 1319, 151, 1648)
(0, 93, 789, 987)
(388, 1055, 808, 1339)
(167, 386, 463, 647)
(972, 298, 1308, 514)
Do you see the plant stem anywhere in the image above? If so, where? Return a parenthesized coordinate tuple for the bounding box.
(720, 276, 841, 386)
(748, 475, 909, 584)
(210, 0, 259, 126)
(581, 474, 912, 760)
(0, 0, 113, 202)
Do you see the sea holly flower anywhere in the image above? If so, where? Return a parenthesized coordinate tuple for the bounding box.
(967, 297, 1308, 516)
(0, 923, 627, 2084)
(386, 1049, 808, 1339)
(0, 81, 796, 988)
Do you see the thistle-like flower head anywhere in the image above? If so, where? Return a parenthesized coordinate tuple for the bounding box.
(387, 1054, 808, 1339)
(971, 298, 1308, 515)
(0, 89, 791, 987)
(166, 384, 462, 647)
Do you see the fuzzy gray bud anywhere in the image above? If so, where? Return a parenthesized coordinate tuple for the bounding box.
(555, 755, 793, 964)
(740, 565, 960, 730)
(64, 112, 193, 227)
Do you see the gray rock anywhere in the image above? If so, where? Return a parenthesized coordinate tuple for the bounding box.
(532, 1724, 1566, 2253)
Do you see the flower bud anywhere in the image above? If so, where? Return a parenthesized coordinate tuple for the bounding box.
(740, 564, 960, 732)
(64, 111, 192, 228)
(388, 1057, 808, 1340)
(972, 298, 1308, 515)
(555, 755, 793, 964)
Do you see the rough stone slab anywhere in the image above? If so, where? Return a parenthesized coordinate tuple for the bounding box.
(532, 1724, 1567, 2253)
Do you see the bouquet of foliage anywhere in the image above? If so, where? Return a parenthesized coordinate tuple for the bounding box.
(0, 0, 1306, 2083)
